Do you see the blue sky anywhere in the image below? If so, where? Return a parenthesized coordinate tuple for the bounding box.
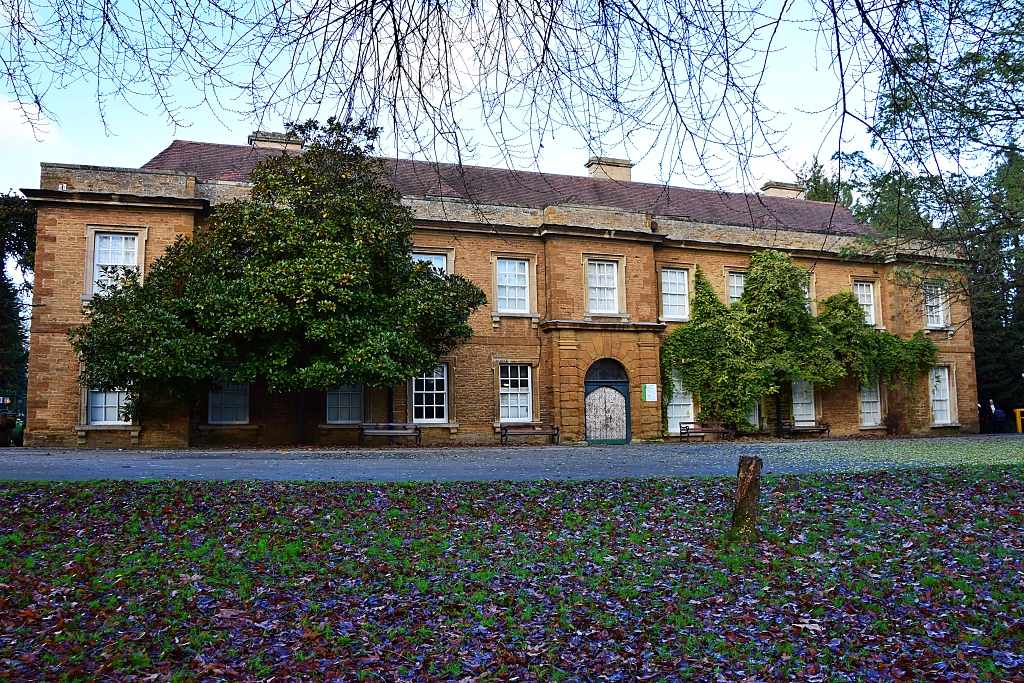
(1, 21, 873, 197)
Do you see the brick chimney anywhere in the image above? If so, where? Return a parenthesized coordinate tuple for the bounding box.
(761, 181, 805, 199)
(248, 131, 304, 151)
(585, 156, 633, 182)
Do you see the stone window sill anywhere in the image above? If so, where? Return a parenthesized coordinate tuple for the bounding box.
(584, 313, 630, 322)
(75, 423, 141, 445)
(658, 316, 690, 323)
(414, 422, 460, 433)
(859, 425, 886, 431)
(930, 422, 961, 429)
(318, 423, 360, 429)
(490, 312, 539, 320)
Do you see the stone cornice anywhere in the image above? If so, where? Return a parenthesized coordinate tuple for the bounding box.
(21, 189, 208, 213)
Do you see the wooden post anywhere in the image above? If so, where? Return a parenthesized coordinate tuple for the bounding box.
(729, 455, 763, 542)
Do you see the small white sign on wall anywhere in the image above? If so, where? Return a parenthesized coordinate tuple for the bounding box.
(641, 383, 658, 402)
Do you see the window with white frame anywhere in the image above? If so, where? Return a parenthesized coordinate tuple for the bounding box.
(800, 280, 811, 311)
(499, 364, 532, 422)
(728, 272, 746, 304)
(209, 383, 249, 424)
(412, 253, 447, 273)
(854, 281, 876, 325)
(791, 380, 815, 426)
(666, 370, 694, 434)
(327, 385, 363, 424)
(860, 380, 883, 427)
(88, 389, 130, 425)
(924, 284, 947, 328)
(587, 260, 619, 313)
(661, 268, 689, 319)
(413, 364, 448, 423)
(930, 366, 952, 425)
(744, 402, 761, 430)
(496, 258, 529, 313)
(93, 233, 138, 293)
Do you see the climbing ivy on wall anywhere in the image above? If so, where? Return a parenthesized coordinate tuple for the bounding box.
(661, 250, 937, 431)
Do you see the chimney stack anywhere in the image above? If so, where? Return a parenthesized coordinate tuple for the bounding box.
(761, 181, 805, 199)
(248, 131, 304, 151)
(586, 156, 633, 182)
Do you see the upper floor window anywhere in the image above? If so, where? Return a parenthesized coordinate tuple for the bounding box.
(728, 272, 746, 304)
(412, 252, 447, 274)
(924, 284, 948, 328)
(93, 233, 138, 292)
(587, 260, 619, 313)
(661, 268, 689, 319)
(496, 258, 529, 313)
(327, 385, 363, 424)
(88, 389, 129, 425)
(499, 364, 532, 422)
(209, 382, 249, 424)
(854, 281, 876, 325)
(413, 364, 448, 423)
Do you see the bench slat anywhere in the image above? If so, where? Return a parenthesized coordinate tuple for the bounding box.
(500, 423, 560, 446)
(359, 422, 422, 446)
(679, 421, 734, 442)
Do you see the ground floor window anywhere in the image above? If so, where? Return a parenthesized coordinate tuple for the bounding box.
(209, 383, 249, 424)
(744, 401, 761, 430)
(791, 380, 815, 425)
(666, 370, 694, 434)
(499, 364, 532, 422)
(860, 380, 883, 427)
(327, 385, 363, 424)
(413, 364, 448, 423)
(88, 389, 129, 424)
(930, 366, 952, 425)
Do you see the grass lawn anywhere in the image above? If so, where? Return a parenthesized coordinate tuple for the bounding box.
(1, 466, 1022, 682)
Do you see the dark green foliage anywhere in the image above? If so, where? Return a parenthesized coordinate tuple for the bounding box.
(0, 276, 27, 390)
(660, 267, 761, 426)
(797, 156, 854, 209)
(742, 250, 843, 391)
(69, 120, 488, 414)
(0, 193, 35, 391)
(662, 250, 936, 426)
(818, 290, 937, 388)
(0, 193, 36, 276)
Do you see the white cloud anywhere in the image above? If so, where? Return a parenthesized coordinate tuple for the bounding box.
(0, 99, 70, 194)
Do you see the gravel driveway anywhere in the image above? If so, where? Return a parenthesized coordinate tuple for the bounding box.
(0, 434, 1021, 481)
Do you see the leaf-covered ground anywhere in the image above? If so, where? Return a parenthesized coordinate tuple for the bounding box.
(1, 467, 1022, 682)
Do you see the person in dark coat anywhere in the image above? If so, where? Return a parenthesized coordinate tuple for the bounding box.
(989, 399, 1007, 433)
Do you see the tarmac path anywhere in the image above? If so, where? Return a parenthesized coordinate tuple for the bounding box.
(0, 434, 1021, 482)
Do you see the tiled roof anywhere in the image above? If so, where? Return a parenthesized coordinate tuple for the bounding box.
(143, 140, 868, 235)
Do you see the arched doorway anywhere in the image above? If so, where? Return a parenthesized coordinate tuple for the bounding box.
(584, 359, 630, 444)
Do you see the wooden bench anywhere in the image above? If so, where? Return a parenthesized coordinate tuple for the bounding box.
(782, 419, 831, 438)
(500, 422, 560, 446)
(358, 422, 422, 445)
(679, 421, 734, 442)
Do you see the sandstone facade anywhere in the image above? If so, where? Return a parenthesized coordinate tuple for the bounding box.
(22, 144, 979, 447)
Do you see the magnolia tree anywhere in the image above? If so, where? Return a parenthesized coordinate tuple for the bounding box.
(70, 120, 488, 420)
(662, 250, 936, 436)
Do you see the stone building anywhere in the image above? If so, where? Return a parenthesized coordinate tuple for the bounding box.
(22, 135, 979, 447)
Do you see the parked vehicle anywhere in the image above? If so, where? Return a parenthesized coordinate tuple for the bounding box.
(0, 392, 26, 447)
